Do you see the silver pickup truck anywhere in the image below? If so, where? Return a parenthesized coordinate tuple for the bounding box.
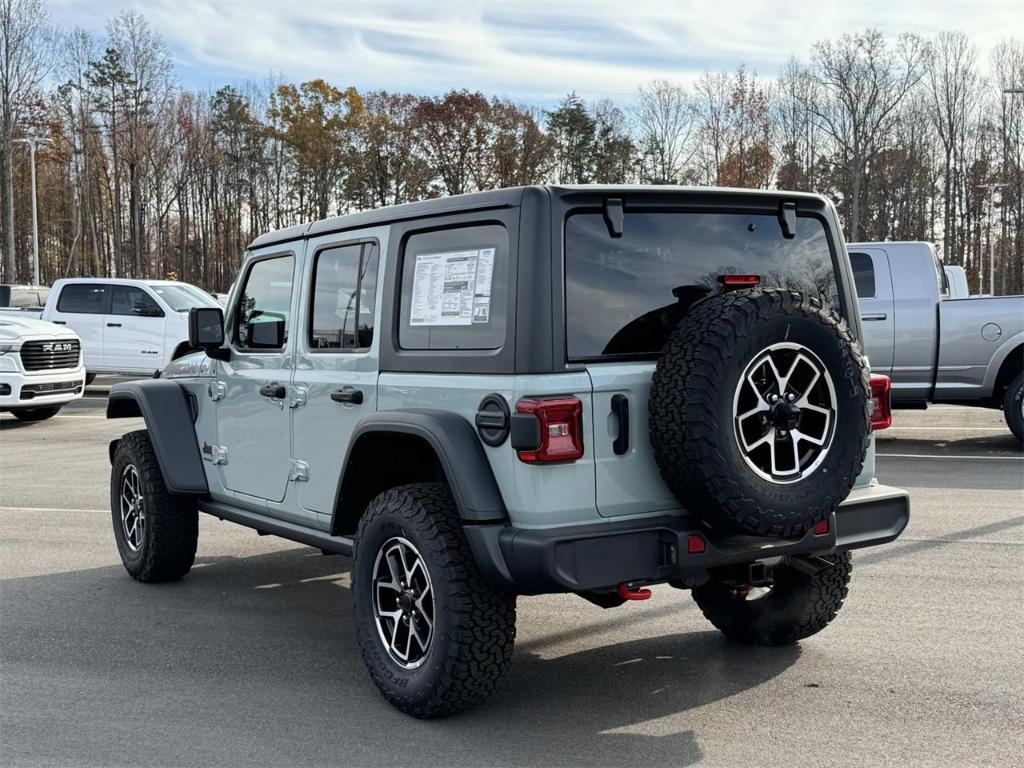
(849, 241, 1023, 441)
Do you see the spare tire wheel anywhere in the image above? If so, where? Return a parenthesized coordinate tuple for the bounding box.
(649, 288, 871, 537)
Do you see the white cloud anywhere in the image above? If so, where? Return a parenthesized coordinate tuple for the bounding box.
(49, 0, 1019, 102)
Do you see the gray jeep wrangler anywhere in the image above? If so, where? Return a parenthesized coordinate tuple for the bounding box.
(106, 186, 909, 718)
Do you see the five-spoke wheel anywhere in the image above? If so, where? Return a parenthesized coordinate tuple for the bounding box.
(733, 341, 838, 484)
(371, 537, 434, 669)
(119, 464, 146, 552)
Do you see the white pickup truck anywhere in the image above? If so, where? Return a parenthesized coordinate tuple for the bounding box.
(850, 241, 1024, 441)
(41, 278, 222, 379)
(0, 313, 85, 421)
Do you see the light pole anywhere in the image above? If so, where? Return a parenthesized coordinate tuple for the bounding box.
(14, 136, 52, 286)
(977, 182, 1007, 296)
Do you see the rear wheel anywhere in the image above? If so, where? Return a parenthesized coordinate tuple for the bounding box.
(692, 553, 852, 646)
(110, 430, 198, 582)
(10, 405, 62, 421)
(353, 483, 516, 718)
(1004, 372, 1023, 443)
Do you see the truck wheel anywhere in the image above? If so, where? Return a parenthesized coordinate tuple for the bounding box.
(1004, 372, 1024, 443)
(85, 372, 96, 386)
(693, 553, 852, 645)
(10, 406, 62, 421)
(353, 483, 516, 718)
(110, 430, 198, 582)
(649, 289, 871, 537)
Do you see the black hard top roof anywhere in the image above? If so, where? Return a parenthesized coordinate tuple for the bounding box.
(247, 185, 831, 250)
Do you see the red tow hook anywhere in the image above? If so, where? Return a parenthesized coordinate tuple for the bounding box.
(617, 582, 652, 601)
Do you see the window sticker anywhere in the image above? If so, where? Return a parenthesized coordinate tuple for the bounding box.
(410, 247, 495, 326)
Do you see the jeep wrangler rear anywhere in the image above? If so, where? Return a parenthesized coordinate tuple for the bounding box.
(105, 186, 909, 718)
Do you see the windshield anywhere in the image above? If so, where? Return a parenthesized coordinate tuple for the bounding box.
(565, 211, 840, 360)
(151, 284, 220, 312)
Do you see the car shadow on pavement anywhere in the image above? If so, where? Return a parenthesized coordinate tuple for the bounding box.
(1, 546, 801, 768)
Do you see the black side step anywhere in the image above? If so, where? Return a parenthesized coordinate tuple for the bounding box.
(200, 500, 354, 556)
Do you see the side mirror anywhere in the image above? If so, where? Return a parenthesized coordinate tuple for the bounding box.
(188, 307, 228, 360)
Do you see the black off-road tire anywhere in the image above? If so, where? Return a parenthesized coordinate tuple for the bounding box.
(353, 483, 516, 718)
(649, 289, 871, 537)
(693, 553, 853, 645)
(110, 429, 198, 582)
(84, 372, 97, 386)
(10, 405, 62, 421)
(1004, 372, 1023, 444)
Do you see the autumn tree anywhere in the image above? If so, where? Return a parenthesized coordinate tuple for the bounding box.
(269, 79, 364, 219)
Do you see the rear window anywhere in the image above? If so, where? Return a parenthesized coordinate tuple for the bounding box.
(564, 211, 840, 360)
(57, 283, 108, 314)
(848, 252, 875, 298)
(6, 286, 48, 308)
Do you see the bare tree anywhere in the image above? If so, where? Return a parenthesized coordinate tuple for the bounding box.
(808, 29, 928, 240)
(0, 0, 53, 281)
(925, 30, 981, 266)
(634, 80, 697, 184)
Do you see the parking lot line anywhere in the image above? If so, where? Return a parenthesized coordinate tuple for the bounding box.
(885, 427, 1007, 431)
(877, 452, 1024, 460)
(1, 505, 107, 514)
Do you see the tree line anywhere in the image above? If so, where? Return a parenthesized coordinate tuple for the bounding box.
(1, 0, 1022, 295)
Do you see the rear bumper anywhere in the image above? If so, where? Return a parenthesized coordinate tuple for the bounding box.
(465, 484, 910, 595)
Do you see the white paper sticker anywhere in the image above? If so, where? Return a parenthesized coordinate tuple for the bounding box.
(410, 247, 495, 326)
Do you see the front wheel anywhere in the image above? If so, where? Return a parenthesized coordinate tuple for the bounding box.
(110, 430, 198, 582)
(353, 483, 516, 718)
(1004, 372, 1023, 443)
(692, 553, 852, 646)
(10, 405, 62, 421)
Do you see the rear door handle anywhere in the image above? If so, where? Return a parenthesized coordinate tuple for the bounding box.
(331, 388, 364, 405)
(259, 383, 286, 399)
(861, 313, 887, 321)
(611, 394, 629, 455)
(106, 322, 121, 327)
(52, 320, 66, 325)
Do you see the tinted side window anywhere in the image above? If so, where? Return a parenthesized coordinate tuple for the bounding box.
(57, 284, 108, 314)
(111, 285, 163, 316)
(398, 224, 508, 351)
(848, 252, 876, 298)
(235, 255, 295, 350)
(565, 212, 840, 360)
(310, 243, 379, 350)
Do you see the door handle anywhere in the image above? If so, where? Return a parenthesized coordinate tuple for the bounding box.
(106, 322, 122, 327)
(52, 320, 66, 325)
(861, 313, 887, 321)
(259, 383, 286, 399)
(331, 388, 364, 405)
(611, 394, 629, 455)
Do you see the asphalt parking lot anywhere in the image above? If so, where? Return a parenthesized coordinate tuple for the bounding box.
(2, 382, 1022, 768)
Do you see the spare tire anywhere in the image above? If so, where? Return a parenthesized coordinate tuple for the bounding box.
(649, 288, 871, 537)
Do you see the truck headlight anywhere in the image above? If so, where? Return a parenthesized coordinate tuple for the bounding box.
(0, 343, 21, 354)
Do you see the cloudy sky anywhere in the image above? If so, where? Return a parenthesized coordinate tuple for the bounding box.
(49, 0, 1019, 103)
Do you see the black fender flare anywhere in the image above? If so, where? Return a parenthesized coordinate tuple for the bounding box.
(106, 380, 208, 495)
(337, 409, 508, 525)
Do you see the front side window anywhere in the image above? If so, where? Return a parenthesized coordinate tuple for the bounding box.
(309, 243, 379, 350)
(848, 252, 876, 298)
(565, 211, 840, 360)
(235, 255, 295, 350)
(111, 285, 163, 317)
(57, 284, 108, 314)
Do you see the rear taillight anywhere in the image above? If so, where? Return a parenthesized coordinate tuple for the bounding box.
(515, 396, 584, 463)
(869, 374, 892, 431)
(720, 274, 761, 286)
